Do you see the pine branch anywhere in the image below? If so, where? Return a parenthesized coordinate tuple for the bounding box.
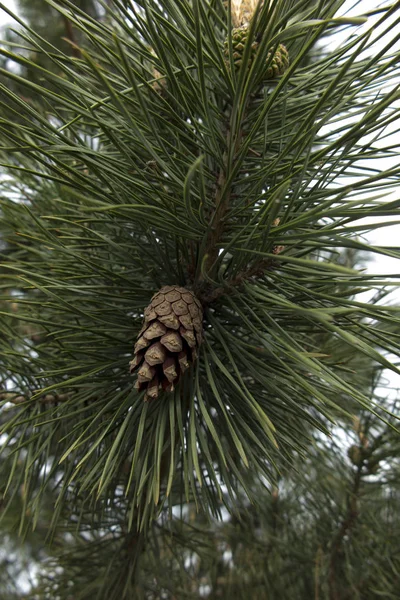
(199, 125, 237, 282)
(328, 462, 363, 600)
(1, 7, 400, 591)
(0, 390, 69, 404)
(200, 241, 284, 303)
(62, 15, 81, 59)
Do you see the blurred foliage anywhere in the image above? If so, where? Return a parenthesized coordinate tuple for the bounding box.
(18, 379, 400, 599)
(0, 0, 104, 103)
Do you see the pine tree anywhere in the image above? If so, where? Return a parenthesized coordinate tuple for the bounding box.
(0, 1, 105, 101)
(1, 1, 400, 598)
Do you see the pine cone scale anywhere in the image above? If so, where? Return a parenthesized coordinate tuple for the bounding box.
(160, 330, 183, 352)
(163, 357, 177, 382)
(158, 312, 180, 329)
(165, 290, 181, 302)
(151, 294, 165, 307)
(145, 341, 167, 366)
(143, 322, 167, 339)
(171, 300, 188, 315)
(134, 337, 150, 353)
(178, 313, 193, 330)
(155, 300, 171, 316)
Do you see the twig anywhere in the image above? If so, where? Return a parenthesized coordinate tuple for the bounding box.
(201, 152, 231, 279)
(120, 384, 191, 586)
(195, 98, 249, 294)
(0, 391, 70, 405)
(200, 248, 284, 304)
(328, 463, 363, 600)
(63, 16, 81, 59)
(193, 97, 284, 302)
(314, 546, 323, 600)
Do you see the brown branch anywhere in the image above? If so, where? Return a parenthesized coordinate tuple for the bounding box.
(328, 463, 363, 600)
(314, 546, 323, 600)
(118, 529, 145, 590)
(200, 244, 285, 304)
(0, 390, 70, 405)
(62, 16, 81, 59)
(195, 100, 250, 296)
(193, 96, 284, 304)
(200, 258, 272, 304)
(121, 388, 190, 592)
(200, 154, 231, 279)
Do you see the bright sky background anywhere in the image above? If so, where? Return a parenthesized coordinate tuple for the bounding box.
(1, 0, 16, 22)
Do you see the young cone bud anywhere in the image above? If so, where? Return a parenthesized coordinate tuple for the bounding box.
(150, 48, 168, 97)
(224, 24, 289, 80)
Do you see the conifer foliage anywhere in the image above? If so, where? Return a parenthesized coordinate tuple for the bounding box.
(0, 0, 400, 597)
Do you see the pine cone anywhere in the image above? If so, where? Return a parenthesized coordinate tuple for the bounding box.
(225, 25, 259, 71)
(347, 444, 363, 466)
(130, 286, 203, 400)
(265, 43, 289, 79)
(224, 25, 289, 79)
(366, 459, 380, 475)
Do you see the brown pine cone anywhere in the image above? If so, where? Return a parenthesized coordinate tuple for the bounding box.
(130, 286, 203, 400)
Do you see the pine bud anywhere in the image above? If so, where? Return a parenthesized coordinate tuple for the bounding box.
(224, 25, 289, 79)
